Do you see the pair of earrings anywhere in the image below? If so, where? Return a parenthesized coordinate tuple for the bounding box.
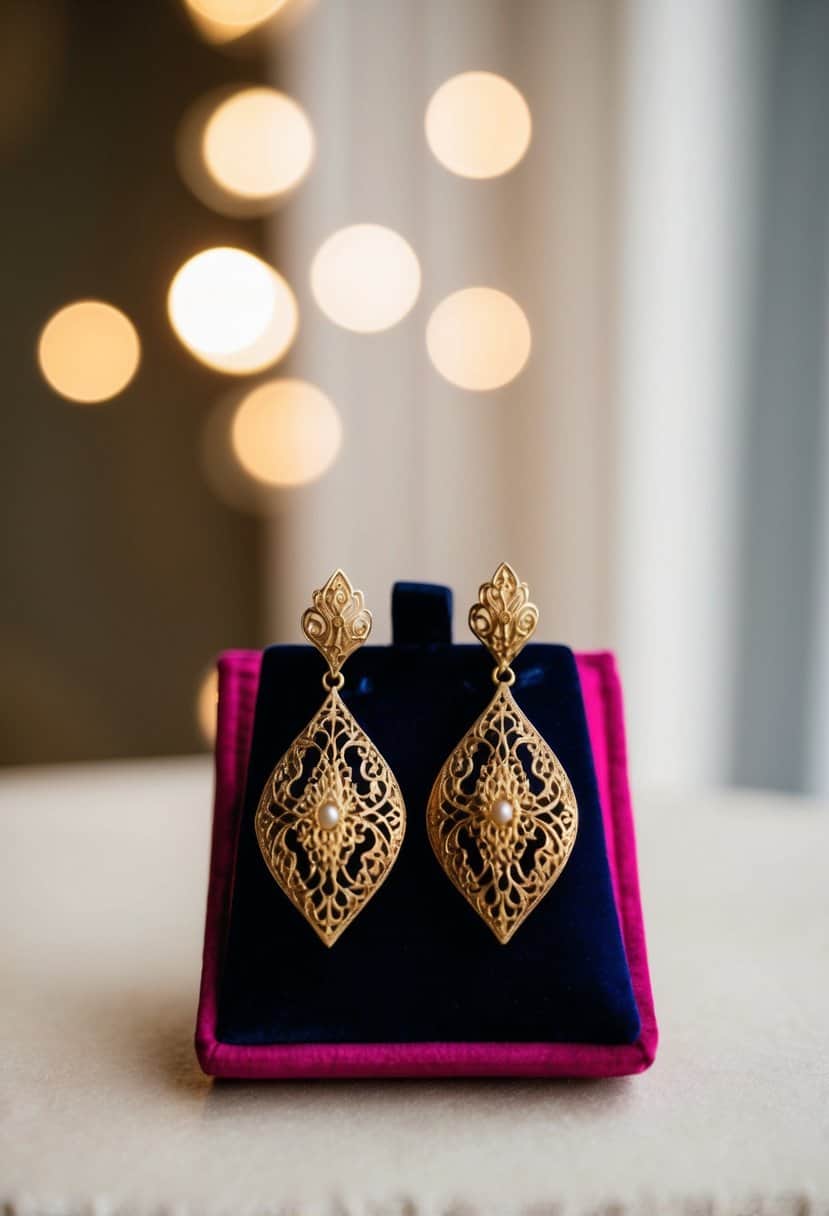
(254, 564, 578, 946)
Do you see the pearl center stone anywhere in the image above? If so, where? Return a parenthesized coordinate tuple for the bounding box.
(317, 802, 340, 829)
(490, 798, 514, 826)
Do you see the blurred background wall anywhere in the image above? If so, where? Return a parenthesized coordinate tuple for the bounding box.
(0, 0, 266, 763)
(1, 0, 827, 795)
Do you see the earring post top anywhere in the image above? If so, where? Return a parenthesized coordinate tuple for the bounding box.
(301, 569, 372, 675)
(468, 561, 539, 670)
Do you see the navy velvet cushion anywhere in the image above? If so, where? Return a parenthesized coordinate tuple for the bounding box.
(217, 587, 640, 1046)
(391, 581, 453, 644)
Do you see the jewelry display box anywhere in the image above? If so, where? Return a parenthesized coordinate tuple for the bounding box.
(195, 582, 658, 1079)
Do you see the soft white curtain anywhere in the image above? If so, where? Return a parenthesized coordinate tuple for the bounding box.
(615, 0, 769, 791)
(267, 0, 829, 796)
(269, 0, 617, 649)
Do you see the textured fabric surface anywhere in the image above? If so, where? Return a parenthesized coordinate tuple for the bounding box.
(1, 760, 827, 1214)
(214, 642, 640, 1058)
(391, 581, 453, 645)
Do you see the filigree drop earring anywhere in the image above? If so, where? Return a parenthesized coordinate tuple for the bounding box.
(255, 570, 406, 946)
(426, 563, 578, 943)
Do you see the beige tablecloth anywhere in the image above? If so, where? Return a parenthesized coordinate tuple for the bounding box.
(1, 757, 827, 1215)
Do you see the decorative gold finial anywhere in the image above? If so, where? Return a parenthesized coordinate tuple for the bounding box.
(301, 569, 372, 675)
(468, 562, 539, 671)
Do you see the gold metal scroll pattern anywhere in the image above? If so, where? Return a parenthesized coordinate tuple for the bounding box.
(255, 569, 405, 946)
(301, 568, 372, 674)
(468, 560, 539, 672)
(426, 682, 578, 944)
(428, 562, 578, 943)
(255, 690, 405, 946)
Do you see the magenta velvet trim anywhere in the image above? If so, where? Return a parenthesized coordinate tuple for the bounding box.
(195, 649, 658, 1079)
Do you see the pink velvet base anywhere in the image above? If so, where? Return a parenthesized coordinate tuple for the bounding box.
(195, 650, 658, 1079)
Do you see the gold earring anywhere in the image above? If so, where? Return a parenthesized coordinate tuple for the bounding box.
(255, 570, 406, 946)
(427, 562, 578, 944)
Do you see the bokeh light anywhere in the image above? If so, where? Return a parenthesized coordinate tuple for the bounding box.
(167, 247, 297, 374)
(37, 300, 140, 404)
(196, 667, 219, 746)
(201, 388, 314, 514)
(202, 87, 314, 202)
(310, 224, 421, 333)
(182, 0, 288, 44)
(426, 287, 531, 391)
(177, 88, 258, 218)
(425, 71, 532, 179)
(201, 393, 262, 513)
(231, 379, 342, 487)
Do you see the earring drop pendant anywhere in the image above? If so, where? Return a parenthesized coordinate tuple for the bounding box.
(427, 562, 578, 944)
(255, 570, 406, 946)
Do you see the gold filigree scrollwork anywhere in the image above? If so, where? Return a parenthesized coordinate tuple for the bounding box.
(255, 690, 405, 946)
(427, 685, 577, 943)
(255, 570, 405, 946)
(428, 563, 578, 944)
(301, 569, 372, 674)
(468, 561, 539, 671)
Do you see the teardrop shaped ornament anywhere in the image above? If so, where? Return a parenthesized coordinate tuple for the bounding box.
(255, 688, 406, 946)
(426, 683, 578, 944)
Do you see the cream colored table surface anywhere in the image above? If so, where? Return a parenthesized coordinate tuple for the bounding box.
(1, 757, 828, 1216)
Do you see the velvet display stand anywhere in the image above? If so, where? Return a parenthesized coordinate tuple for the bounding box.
(196, 584, 658, 1079)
